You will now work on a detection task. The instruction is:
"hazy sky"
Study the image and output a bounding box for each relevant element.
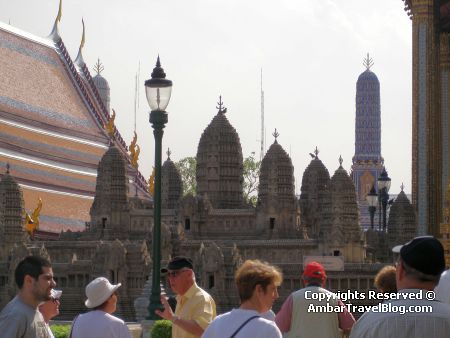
[1,0,412,195]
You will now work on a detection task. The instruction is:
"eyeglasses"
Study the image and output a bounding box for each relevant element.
[167,269,190,278]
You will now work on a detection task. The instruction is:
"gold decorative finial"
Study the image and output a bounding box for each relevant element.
[56,0,62,24]
[93,58,104,76]
[5,163,10,174]
[148,167,155,197]
[25,197,42,235]
[48,0,62,40]
[363,53,374,70]
[273,128,279,142]
[105,109,116,138]
[129,131,137,159]
[314,146,319,158]
[339,155,343,167]
[80,18,85,49]
[216,95,227,114]
[167,148,171,159]
[131,144,140,169]
[401,182,404,191]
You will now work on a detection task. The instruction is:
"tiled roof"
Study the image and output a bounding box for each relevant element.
[0,22,150,233]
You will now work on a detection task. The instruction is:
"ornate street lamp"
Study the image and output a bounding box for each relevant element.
[366,185,378,229]
[377,167,391,232]
[145,56,172,320]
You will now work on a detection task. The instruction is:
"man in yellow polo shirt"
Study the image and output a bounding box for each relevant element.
[156,256,216,338]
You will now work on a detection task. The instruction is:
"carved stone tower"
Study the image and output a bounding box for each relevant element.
[0,165,26,245]
[351,54,384,229]
[257,130,297,238]
[196,97,243,209]
[90,145,129,238]
[161,149,183,209]
[387,185,416,250]
[299,148,330,238]
[325,157,363,262]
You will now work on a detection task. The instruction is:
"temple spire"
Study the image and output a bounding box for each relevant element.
[48,0,62,41]
[5,163,10,174]
[167,148,171,160]
[74,18,86,67]
[401,182,404,192]
[93,58,104,75]
[216,95,227,114]
[272,128,279,143]
[314,146,319,158]
[363,53,374,70]
[339,155,343,168]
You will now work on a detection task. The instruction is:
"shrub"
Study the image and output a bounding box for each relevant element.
[51,324,71,338]
[150,319,172,338]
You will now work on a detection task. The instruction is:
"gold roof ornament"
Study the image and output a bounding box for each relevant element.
[48,0,62,41]
[24,197,42,235]
[148,167,155,197]
[129,131,137,159]
[105,109,116,138]
[131,144,140,169]
[74,18,86,66]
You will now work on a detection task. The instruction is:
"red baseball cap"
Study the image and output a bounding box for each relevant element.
[303,261,327,279]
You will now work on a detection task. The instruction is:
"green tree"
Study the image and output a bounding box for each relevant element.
[175,157,197,196]
[243,152,261,206]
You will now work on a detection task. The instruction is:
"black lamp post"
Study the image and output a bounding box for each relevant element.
[366,185,378,229]
[377,167,391,232]
[145,56,172,320]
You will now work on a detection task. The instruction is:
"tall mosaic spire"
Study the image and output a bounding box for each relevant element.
[351,54,385,230]
[353,53,383,164]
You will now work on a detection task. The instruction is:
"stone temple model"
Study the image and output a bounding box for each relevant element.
[0,4,418,320]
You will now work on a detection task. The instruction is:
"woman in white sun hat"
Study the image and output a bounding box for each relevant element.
[70,277,132,338]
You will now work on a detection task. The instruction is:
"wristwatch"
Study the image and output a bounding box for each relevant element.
[172,315,179,323]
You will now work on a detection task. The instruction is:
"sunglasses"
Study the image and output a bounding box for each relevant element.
[167,269,190,278]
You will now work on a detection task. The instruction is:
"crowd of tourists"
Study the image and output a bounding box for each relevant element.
[1,235,450,337]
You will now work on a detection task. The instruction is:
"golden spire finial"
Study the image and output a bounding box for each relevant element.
[339,155,343,167]
[93,58,104,75]
[131,144,140,169]
[167,148,171,159]
[148,167,155,197]
[105,109,116,138]
[80,18,85,49]
[314,146,319,158]
[48,0,62,40]
[401,182,404,191]
[75,18,86,66]
[5,163,10,174]
[129,131,137,159]
[363,53,374,70]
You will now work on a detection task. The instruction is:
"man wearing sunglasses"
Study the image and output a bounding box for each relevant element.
[156,256,216,338]
[39,289,62,338]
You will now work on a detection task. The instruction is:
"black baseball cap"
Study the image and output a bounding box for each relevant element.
[161,256,193,273]
[392,236,445,276]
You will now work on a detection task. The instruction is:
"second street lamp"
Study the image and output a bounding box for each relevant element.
[366,185,378,229]
[377,167,391,232]
[145,56,172,320]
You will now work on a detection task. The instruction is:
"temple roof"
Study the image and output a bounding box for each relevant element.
[403,1,450,31]
[0,21,148,232]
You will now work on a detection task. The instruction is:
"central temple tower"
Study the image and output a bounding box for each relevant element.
[351,55,385,229]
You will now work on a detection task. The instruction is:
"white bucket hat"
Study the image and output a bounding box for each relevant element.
[85,277,121,308]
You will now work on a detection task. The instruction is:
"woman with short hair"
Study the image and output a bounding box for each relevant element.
[202,259,283,338]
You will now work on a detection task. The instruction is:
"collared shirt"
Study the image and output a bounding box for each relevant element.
[350,288,450,338]
[173,283,216,338]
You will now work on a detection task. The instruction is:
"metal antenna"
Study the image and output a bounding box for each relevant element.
[260,68,265,161]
